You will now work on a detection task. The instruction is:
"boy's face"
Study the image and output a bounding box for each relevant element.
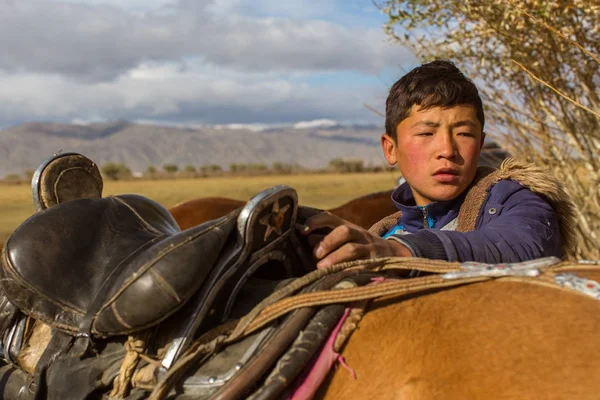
[381,104,484,206]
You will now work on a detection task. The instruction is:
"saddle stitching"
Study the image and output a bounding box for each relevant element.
[113,196,165,236]
[89,223,237,337]
[80,233,170,334]
[155,227,256,369]
[94,217,231,319]
[52,167,92,203]
[149,269,182,303]
[111,302,133,330]
[1,247,85,317]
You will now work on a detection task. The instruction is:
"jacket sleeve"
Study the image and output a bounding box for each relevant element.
[389,184,563,263]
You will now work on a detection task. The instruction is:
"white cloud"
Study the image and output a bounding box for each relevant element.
[0,0,410,125]
[206,0,338,18]
[293,119,338,129]
[46,0,177,13]
[0,62,384,125]
[0,0,408,80]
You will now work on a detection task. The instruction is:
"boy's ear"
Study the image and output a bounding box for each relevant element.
[381,133,397,165]
[480,131,486,150]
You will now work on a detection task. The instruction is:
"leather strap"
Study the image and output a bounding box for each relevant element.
[247,304,346,400]
[26,330,74,399]
[208,271,354,400]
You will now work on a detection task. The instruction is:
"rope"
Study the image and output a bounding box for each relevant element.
[228,257,458,341]
[334,300,369,352]
[228,258,388,340]
[148,335,228,400]
[241,275,489,336]
[379,260,462,273]
[243,260,599,337]
[109,332,151,399]
[131,362,159,390]
[144,258,597,400]
[548,262,600,272]
[146,265,375,400]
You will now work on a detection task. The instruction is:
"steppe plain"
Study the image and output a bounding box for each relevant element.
[0,172,399,243]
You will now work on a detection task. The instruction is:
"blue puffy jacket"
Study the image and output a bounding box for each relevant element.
[385,179,563,263]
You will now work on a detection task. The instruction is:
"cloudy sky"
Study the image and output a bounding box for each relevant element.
[0,0,416,128]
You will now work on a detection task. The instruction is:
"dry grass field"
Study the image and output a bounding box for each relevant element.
[0,171,399,243]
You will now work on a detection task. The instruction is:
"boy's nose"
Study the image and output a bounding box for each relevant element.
[435,134,457,159]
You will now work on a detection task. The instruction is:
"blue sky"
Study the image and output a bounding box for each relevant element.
[0,0,417,127]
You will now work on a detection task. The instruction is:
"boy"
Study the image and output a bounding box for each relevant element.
[300,60,576,268]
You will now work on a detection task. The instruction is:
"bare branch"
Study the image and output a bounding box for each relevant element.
[380,0,600,258]
[505,0,600,65]
[363,103,385,118]
[511,59,600,120]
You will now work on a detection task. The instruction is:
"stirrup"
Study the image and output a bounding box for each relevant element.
[159,185,312,372]
[0,313,27,367]
[31,152,103,211]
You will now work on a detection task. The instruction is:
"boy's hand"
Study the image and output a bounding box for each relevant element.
[297,211,412,269]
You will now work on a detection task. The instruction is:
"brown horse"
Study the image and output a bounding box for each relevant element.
[169,197,247,230]
[141,260,600,399]
[318,267,600,399]
[169,190,397,231]
[6,258,600,399]
[6,182,599,398]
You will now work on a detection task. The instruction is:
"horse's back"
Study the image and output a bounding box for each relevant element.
[170,197,245,230]
[327,190,395,229]
[169,190,397,230]
[320,271,600,399]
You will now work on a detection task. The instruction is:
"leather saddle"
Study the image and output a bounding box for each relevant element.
[0,182,315,339]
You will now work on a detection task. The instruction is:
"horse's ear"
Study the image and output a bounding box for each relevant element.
[381,133,397,165]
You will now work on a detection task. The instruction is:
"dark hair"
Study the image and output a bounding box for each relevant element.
[385,60,485,140]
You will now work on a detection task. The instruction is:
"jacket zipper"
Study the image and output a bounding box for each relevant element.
[422,206,428,229]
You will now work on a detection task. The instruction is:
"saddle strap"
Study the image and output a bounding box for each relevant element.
[242,259,599,336]
[148,271,363,400]
[209,308,316,400]
[227,257,427,341]
[26,330,74,400]
[246,304,346,400]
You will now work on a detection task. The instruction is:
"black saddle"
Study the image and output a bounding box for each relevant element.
[0,186,314,338]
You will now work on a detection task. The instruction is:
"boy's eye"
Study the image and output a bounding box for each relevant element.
[416,132,433,136]
[458,132,475,137]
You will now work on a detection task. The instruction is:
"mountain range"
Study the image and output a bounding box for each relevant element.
[0,120,392,177]
[0,120,508,177]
